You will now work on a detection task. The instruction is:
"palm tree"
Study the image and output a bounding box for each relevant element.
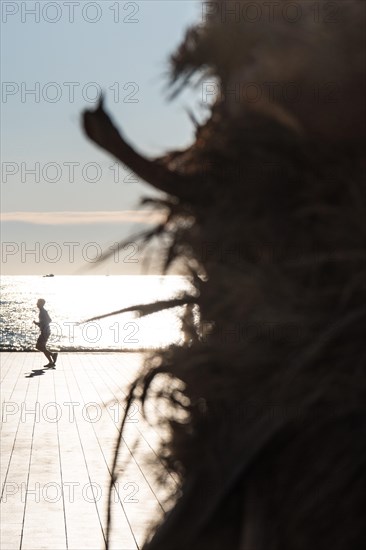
[83,2,366,549]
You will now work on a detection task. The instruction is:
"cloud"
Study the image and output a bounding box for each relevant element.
[0,210,166,225]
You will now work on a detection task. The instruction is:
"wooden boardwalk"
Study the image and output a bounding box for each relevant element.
[0,352,176,550]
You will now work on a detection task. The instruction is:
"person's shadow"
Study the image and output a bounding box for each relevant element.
[25,369,47,378]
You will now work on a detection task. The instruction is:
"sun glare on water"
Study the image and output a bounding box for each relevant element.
[0,275,194,351]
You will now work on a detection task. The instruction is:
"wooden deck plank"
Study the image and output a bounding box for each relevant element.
[0,352,18,383]
[85,354,178,502]
[66,353,163,548]
[0,352,171,550]
[21,357,67,550]
[62,353,136,550]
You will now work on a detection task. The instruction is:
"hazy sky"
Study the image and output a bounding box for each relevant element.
[1,1,206,274]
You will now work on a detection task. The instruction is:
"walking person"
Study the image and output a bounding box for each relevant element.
[34,298,58,368]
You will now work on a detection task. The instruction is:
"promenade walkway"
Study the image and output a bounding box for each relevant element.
[0,352,175,550]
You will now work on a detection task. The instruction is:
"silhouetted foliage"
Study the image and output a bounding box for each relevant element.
[83,1,366,549]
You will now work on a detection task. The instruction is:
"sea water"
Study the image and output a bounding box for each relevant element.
[0,275,192,351]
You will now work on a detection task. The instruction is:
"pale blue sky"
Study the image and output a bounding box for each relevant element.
[1,1,207,274]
